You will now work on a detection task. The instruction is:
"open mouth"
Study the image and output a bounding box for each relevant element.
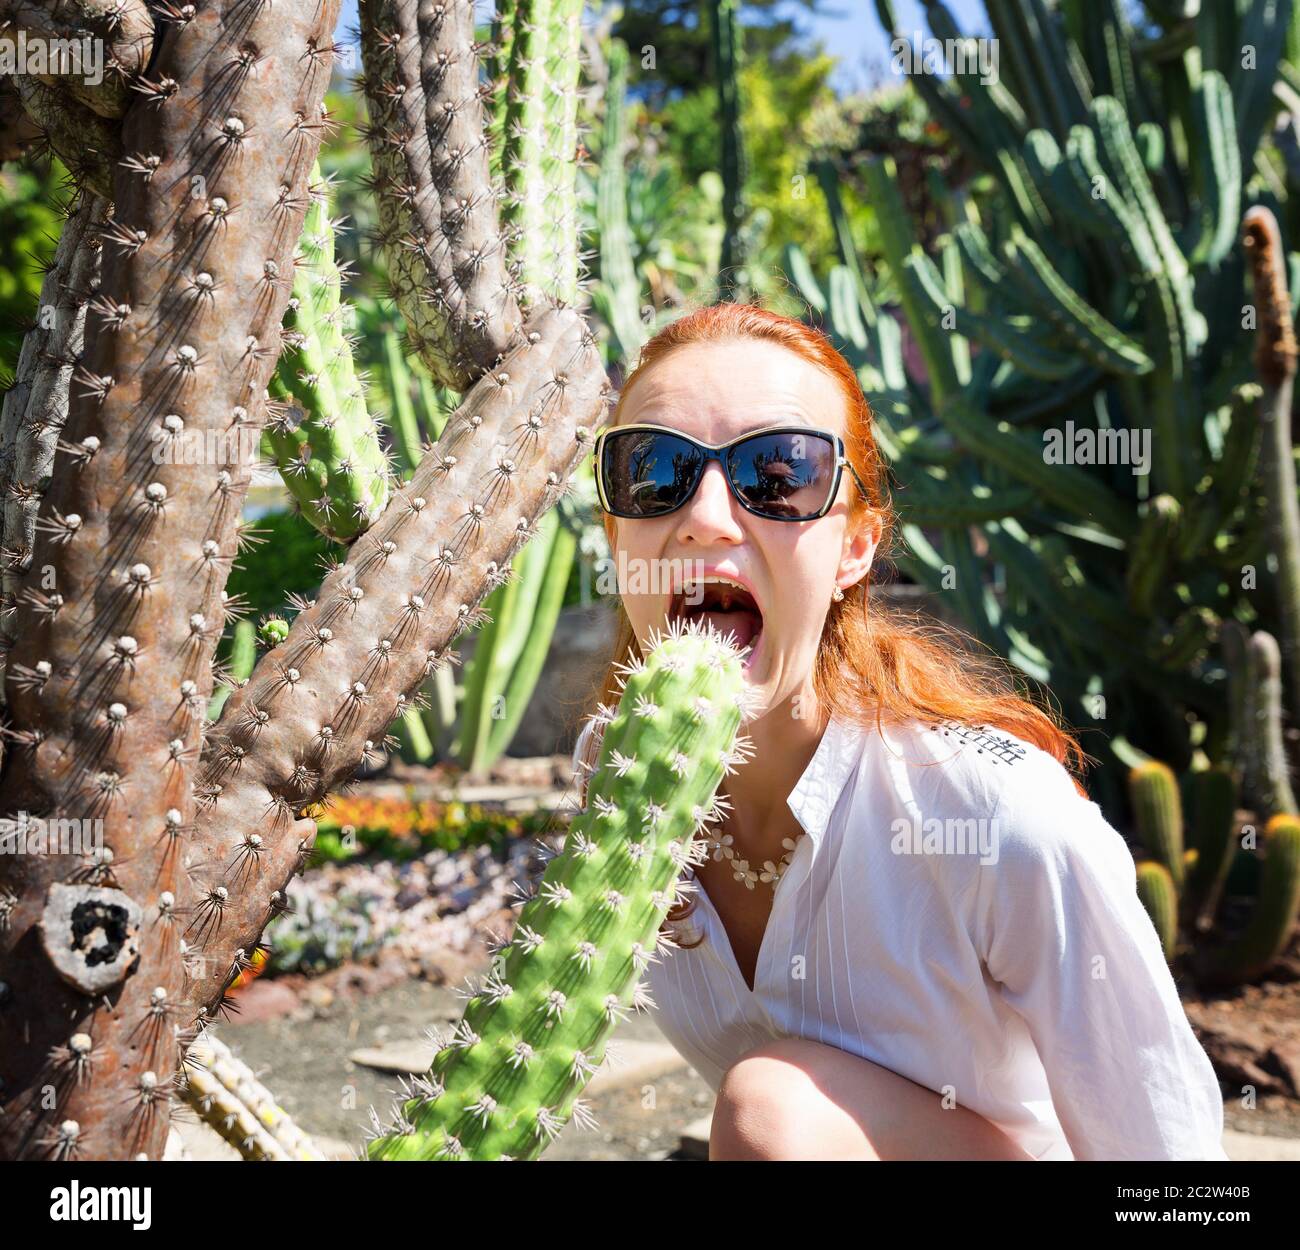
[668,576,763,667]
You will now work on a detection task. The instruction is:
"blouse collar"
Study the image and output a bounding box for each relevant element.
[785,713,869,846]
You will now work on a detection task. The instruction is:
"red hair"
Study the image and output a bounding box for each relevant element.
[578,299,1090,946]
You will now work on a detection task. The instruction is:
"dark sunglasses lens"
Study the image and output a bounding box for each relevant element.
[726,432,837,518]
[602,429,704,516]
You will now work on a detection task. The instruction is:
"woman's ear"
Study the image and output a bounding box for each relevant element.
[837,508,883,594]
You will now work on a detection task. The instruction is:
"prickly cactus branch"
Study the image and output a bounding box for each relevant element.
[265,164,393,543]
[0,192,107,678]
[358,0,524,391]
[366,618,756,1160]
[177,304,609,1032]
[0,0,340,1161]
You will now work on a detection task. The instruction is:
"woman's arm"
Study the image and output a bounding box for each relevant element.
[972,763,1228,1162]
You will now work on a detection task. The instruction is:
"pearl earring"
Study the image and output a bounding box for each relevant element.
[831,585,844,602]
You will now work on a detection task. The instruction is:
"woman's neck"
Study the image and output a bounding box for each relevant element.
[715,685,830,861]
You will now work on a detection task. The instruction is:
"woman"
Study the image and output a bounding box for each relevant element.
[573,301,1227,1162]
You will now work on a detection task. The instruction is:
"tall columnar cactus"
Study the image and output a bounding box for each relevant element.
[264,164,392,542]
[786,0,1300,823]
[708,0,749,301]
[1242,205,1300,741]
[0,2,342,1161]
[366,618,755,1160]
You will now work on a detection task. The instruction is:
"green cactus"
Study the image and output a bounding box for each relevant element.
[1200,814,1300,986]
[366,619,754,1160]
[264,164,392,543]
[1129,761,1186,894]
[709,0,750,301]
[788,1,1300,829]
[1185,766,1239,933]
[1136,861,1179,963]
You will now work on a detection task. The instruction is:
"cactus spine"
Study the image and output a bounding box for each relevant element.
[265,165,392,543]
[366,619,755,1160]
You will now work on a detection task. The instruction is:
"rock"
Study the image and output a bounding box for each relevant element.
[1222,1128,1300,1161]
[416,946,485,986]
[227,978,299,1023]
[1269,1038,1300,1097]
[349,1040,435,1075]
[305,984,335,1011]
[1193,1020,1293,1097]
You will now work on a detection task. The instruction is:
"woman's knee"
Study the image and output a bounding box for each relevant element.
[711,1039,877,1160]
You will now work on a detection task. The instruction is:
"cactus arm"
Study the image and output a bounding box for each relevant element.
[1185,71,1240,268]
[0,193,105,671]
[365,619,752,1160]
[903,251,1080,381]
[1245,630,1299,820]
[265,166,392,543]
[181,1029,326,1161]
[1243,206,1300,734]
[1000,226,1154,377]
[934,397,1136,538]
[175,306,609,1036]
[0,0,340,1162]
[358,0,524,390]
[595,39,649,362]
[1185,766,1238,933]
[1125,495,1181,617]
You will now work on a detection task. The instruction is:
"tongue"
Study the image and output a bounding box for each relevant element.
[696,607,761,651]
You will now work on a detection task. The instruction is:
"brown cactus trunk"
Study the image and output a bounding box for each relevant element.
[0,1,339,1161]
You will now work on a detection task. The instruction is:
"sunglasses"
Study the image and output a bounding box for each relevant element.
[594,423,870,522]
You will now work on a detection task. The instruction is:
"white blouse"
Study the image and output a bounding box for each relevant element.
[572,711,1228,1161]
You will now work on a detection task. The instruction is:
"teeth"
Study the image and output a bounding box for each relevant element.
[680,575,748,595]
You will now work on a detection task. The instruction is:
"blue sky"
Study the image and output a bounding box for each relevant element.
[334,0,990,97]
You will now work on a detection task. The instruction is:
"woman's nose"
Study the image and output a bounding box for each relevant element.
[675,460,744,545]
